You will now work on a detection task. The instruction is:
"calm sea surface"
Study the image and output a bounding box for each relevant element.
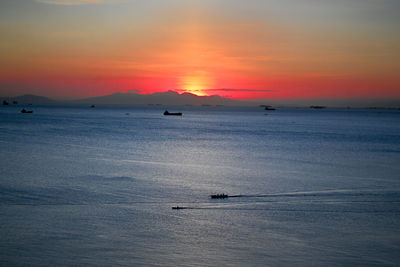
[1,105,400,266]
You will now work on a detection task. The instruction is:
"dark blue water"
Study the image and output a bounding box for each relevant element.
[1,105,400,266]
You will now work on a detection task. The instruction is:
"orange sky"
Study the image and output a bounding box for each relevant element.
[0,0,399,100]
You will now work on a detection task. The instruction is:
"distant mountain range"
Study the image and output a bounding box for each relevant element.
[74,91,249,106]
[1,91,250,106]
[2,91,399,108]
[1,94,57,105]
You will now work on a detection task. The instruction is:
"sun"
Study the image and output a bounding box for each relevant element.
[180,71,213,96]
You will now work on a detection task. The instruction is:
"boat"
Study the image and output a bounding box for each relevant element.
[21,109,33,113]
[172,206,186,209]
[310,105,326,109]
[164,110,182,116]
[3,100,8,106]
[210,194,229,199]
[264,106,276,111]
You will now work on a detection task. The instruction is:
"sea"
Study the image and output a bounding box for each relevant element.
[1,104,400,266]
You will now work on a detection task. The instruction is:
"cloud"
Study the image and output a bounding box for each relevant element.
[209,88,278,92]
[35,0,118,5]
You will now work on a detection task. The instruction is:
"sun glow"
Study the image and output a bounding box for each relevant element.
[180,71,213,96]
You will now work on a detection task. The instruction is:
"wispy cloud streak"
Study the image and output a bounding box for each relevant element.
[35,0,115,5]
[209,89,278,92]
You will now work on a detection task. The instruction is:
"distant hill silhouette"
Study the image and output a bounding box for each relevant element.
[3,92,398,108]
[72,91,248,106]
[1,91,249,106]
[1,94,56,105]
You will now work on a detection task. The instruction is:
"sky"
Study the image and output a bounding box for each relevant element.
[0,0,399,100]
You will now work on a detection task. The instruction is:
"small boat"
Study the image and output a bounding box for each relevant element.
[164,110,182,116]
[3,100,8,106]
[264,106,276,111]
[210,194,229,199]
[172,206,186,209]
[21,109,33,113]
[310,105,326,109]
[90,105,95,108]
